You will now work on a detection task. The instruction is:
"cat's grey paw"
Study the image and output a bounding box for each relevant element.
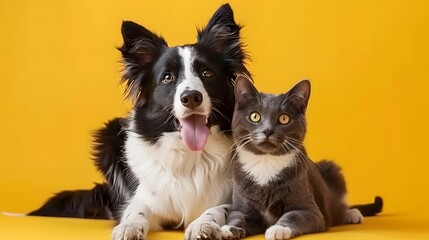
[221,225,245,240]
[112,222,147,240]
[185,221,222,240]
[265,225,292,240]
[345,208,364,224]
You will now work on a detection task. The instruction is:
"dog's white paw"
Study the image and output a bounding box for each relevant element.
[345,208,364,224]
[265,225,292,240]
[112,222,147,240]
[221,225,245,240]
[185,221,222,240]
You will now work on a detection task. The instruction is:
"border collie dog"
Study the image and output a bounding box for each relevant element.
[30,3,250,240]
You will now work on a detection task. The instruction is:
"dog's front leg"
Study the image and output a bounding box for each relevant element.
[185,204,230,240]
[112,186,156,240]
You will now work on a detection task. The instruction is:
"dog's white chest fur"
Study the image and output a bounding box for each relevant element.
[125,123,232,228]
[237,149,295,185]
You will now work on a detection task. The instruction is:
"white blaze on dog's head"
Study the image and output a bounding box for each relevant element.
[173,47,212,152]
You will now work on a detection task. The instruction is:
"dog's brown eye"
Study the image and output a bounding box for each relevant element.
[202,69,214,78]
[249,112,261,123]
[162,73,174,83]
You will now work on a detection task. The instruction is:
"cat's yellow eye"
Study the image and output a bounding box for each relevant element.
[278,114,290,125]
[249,112,261,123]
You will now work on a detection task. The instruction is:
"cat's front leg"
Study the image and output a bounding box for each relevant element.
[265,209,325,240]
[184,204,230,240]
[221,210,246,240]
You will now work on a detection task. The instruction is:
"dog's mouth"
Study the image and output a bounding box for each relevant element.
[175,114,211,151]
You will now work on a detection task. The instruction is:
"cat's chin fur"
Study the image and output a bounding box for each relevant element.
[237,148,296,186]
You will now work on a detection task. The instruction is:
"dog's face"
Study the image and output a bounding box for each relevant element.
[118,4,249,151]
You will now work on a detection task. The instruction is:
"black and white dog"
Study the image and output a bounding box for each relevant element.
[30,4,382,240]
[30,3,250,240]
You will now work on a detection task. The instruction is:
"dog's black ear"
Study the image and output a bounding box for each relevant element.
[197,4,249,75]
[118,21,168,106]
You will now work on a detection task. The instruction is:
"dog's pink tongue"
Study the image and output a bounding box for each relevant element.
[179,115,209,151]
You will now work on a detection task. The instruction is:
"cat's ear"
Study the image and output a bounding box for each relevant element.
[287,80,311,112]
[234,75,258,104]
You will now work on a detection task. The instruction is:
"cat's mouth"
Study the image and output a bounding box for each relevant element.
[257,140,278,149]
[253,139,289,155]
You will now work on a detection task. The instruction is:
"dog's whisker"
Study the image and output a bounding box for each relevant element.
[211,107,231,124]
[211,98,232,111]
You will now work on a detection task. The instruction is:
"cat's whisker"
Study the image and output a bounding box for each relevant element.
[292,144,319,172]
[287,143,302,176]
[282,141,303,171]
[231,138,254,163]
[225,134,253,160]
[280,142,299,176]
[284,136,303,145]
[288,144,307,168]
[285,141,317,175]
[231,135,253,153]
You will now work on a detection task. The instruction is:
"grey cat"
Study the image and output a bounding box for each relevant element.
[221,76,381,240]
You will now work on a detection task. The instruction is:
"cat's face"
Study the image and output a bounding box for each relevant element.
[232,76,311,155]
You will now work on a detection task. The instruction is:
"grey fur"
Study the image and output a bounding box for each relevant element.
[223,76,360,239]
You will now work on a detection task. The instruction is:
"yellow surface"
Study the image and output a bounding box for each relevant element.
[1,214,429,240]
[1,0,429,238]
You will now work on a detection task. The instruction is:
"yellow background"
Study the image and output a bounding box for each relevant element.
[0,0,428,220]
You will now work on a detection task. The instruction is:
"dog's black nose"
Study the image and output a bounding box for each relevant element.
[180,90,203,108]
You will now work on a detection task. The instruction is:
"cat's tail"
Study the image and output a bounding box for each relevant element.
[317,160,383,217]
[350,196,383,216]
